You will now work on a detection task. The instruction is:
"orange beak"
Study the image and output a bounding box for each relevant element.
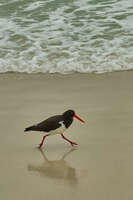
[74,114,85,123]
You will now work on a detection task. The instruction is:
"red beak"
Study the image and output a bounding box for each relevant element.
[74,114,85,123]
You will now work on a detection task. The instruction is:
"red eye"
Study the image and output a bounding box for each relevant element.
[70,111,73,115]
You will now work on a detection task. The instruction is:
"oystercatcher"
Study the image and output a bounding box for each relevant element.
[24,109,85,148]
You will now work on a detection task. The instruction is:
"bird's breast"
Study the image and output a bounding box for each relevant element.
[47,121,66,136]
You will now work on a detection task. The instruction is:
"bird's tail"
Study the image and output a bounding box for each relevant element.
[24,125,36,132]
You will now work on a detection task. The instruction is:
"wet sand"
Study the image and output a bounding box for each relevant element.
[0,71,133,200]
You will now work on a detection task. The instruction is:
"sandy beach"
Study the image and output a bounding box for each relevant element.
[0,71,133,200]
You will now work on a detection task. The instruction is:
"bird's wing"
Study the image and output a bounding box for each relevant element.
[33,115,63,132]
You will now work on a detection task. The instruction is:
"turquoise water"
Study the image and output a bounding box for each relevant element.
[0,0,133,73]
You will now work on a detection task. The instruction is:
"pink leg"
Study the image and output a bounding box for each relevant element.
[38,135,48,148]
[61,134,78,146]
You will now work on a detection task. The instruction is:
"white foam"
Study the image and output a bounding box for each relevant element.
[24,1,45,12]
[0,0,133,74]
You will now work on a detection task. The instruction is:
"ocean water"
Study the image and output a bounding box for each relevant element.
[0,0,133,73]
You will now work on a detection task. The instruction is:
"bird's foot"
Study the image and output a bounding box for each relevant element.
[70,141,78,146]
[61,134,78,146]
[38,143,43,149]
[37,135,48,149]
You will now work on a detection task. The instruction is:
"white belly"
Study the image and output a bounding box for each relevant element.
[44,121,66,136]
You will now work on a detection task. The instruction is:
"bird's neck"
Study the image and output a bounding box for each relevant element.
[63,117,73,128]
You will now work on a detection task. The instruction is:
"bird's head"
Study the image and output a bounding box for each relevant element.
[63,110,85,123]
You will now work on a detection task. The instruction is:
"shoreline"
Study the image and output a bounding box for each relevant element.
[1,68,133,75]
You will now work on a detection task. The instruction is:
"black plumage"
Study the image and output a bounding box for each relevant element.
[24,110,74,133]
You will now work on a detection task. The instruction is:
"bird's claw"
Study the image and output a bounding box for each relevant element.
[37,144,43,149]
[70,142,78,146]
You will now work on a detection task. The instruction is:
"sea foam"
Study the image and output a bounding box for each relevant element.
[0,0,133,73]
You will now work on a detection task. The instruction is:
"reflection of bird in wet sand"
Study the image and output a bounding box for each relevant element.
[28,148,78,185]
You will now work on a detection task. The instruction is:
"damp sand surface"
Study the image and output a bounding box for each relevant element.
[0,71,133,200]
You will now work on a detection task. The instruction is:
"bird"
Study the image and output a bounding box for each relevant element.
[24,109,85,148]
